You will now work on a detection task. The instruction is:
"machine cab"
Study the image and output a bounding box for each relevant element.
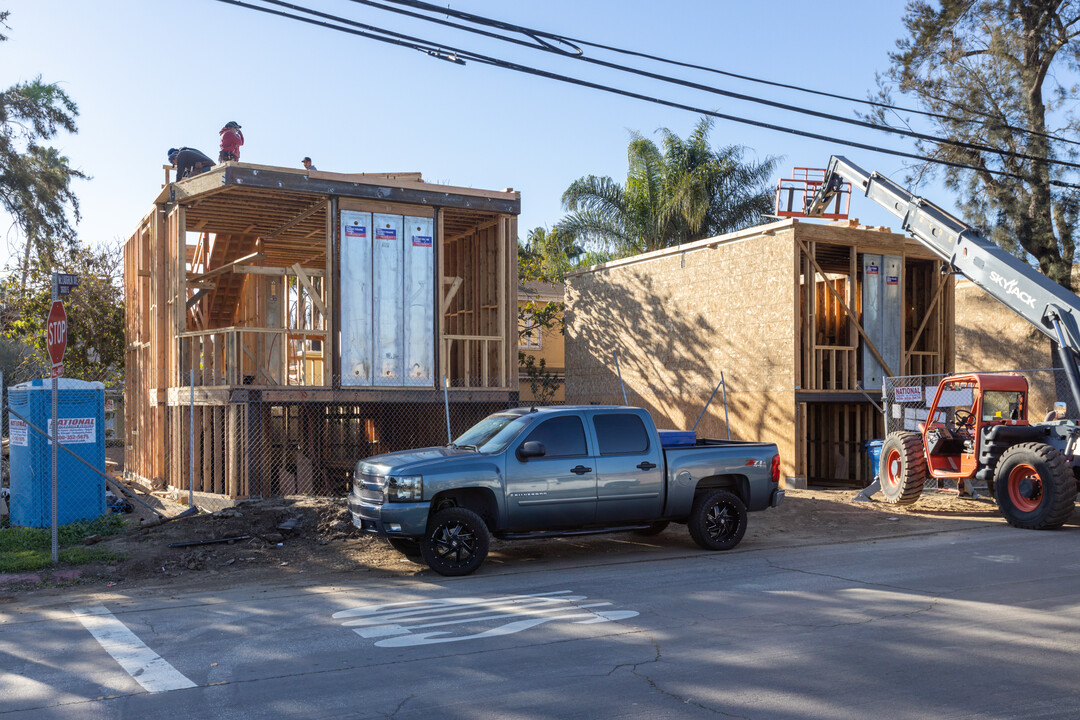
[921,373,1028,479]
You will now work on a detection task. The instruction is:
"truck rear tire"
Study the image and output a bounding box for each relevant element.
[687,490,747,550]
[994,442,1076,530]
[879,432,926,505]
[420,507,490,576]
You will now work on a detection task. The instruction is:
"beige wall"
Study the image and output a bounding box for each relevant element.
[954,279,1052,372]
[566,231,797,479]
[954,278,1058,418]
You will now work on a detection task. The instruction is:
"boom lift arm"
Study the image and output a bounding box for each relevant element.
[807,156,1080,414]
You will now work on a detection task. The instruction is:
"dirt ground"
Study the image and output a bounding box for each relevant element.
[5,485,1073,601]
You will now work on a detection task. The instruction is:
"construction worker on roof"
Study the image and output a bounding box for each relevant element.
[219,121,244,162]
[168,147,214,181]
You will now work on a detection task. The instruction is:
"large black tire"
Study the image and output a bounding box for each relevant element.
[994,442,1076,530]
[634,521,670,536]
[420,507,490,576]
[879,432,927,505]
[387,537,422,562]
[687,490,747,551]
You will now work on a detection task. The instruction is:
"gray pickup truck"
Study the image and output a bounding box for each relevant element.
[348,405,783,575]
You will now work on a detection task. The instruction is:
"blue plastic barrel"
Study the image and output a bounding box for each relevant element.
[8,378,106,527]
[865,439,885,480]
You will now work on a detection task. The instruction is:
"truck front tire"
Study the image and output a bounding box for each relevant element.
[420,507,490,576]
[688,490,747,550]
[879,432,926,505]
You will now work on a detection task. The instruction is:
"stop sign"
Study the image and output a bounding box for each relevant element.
[47,300,67,368]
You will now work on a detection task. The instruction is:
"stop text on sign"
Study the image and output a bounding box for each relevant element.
[48,318,67,347]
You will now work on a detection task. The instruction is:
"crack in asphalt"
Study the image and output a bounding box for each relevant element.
[763,556,928,593]
[385,693,415,719]
[761,556,940,626]
[608,630,749,719]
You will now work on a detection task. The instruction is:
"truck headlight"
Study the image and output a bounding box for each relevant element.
[387,475,423,502]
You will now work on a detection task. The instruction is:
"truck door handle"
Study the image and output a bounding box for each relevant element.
[637,462,657,470]
[571,465,592,475]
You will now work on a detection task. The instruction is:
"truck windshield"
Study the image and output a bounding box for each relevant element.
[452,414,532,453]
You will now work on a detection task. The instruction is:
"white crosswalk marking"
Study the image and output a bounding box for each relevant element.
[333,591,639,647]
[72,605,196,693]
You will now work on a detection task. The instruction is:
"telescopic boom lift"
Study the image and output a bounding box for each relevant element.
[807,156,1080,529]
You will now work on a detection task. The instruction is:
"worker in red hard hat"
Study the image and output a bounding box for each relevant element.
[219,121,244,162]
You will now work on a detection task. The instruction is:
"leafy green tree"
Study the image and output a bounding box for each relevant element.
[1,241,125,385]
[0,10,86,294]
[558,117,778,256]
[872,0,1080,289]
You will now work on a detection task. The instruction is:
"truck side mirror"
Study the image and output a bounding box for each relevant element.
[517,441,546,460]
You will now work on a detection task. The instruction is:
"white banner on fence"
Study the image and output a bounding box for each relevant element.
[47,417,96,444]
[894,385,924,403]
[10,418,27,446]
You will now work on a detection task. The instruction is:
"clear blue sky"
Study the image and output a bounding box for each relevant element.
[2,0,931,265]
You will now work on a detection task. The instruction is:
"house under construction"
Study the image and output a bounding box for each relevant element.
[565,217,954,487]
[124,163,519,500]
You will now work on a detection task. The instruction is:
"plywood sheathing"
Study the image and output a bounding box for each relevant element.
[566,228,798,479]
[564,219,953,486]
[955,278,1055,415]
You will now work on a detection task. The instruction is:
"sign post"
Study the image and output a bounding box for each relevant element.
[47,276,68,565]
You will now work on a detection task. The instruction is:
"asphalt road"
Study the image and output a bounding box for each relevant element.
[5,523,1080,719]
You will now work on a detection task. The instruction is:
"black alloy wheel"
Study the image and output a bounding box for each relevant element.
[687,489,747,551]
[420,507,490,576]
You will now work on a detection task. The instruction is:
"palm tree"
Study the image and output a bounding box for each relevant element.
[558,117,777,256]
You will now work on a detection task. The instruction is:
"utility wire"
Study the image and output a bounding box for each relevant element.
[312,0,1080,171]
[215,0,1080,190]
[358,0,1080,171]
[373,0,1080,148]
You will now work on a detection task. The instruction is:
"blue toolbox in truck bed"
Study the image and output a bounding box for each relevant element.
[658,430,697,448]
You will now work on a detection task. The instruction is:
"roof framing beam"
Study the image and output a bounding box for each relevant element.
[220,166,520,214]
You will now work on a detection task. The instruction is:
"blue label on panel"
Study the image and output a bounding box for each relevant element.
[344,225,367,238]
[376,228,397,241]
[886,275,899,285]
[866,265,879,275]
[412,235,432,247]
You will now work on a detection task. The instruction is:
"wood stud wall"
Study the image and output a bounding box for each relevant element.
[802,402,883,486]
[797,239,953,391]
[124,169,519,498]
[440,215,515,387]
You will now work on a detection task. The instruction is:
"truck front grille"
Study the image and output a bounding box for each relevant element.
[357,472,386,505]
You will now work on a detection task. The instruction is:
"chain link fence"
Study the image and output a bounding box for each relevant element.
[1,361,777,530]
[116,374,586,511]
[0,362,137,537]
[882,367,1070,490]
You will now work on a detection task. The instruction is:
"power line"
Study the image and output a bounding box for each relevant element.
[296,0,1080,171]
[335,0,1073,168]
[370,0,1080,149]
[213,0,1080,191]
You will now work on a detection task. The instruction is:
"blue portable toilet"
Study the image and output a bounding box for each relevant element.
[866,439,885,481]
[8,378,106,527]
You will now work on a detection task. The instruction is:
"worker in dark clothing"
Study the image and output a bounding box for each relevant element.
[219,121,244,162]
[302,156,317,171]
[168,147,214,181]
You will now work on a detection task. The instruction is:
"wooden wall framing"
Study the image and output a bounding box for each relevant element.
[123,164,520,498]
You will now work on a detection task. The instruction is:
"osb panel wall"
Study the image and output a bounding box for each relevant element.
[566,232,797,479]
[954,280,1051,371]
[954,279,1057,416]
